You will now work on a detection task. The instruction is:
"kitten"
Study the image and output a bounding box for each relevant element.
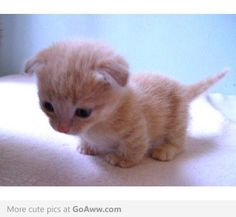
[24,39,227,168]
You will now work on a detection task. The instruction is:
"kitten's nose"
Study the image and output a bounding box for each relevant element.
[57,124,70,134]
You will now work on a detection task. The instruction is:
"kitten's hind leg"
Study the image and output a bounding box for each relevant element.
[151,107,188,161]
[77,139,97,156]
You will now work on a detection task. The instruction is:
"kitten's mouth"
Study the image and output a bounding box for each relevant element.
[57,122,73,134]
[56,127,82,135]
[57,125,70,134]
[53,122,85,135]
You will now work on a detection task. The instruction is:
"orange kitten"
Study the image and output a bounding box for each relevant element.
[24,39,227,168]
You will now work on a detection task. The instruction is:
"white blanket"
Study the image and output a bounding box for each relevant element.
[0,75,235,186]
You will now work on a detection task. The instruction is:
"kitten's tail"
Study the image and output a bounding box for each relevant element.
[186,69,228,101]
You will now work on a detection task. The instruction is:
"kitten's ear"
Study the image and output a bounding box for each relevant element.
[98,55,129,87]
[24,57,44,74]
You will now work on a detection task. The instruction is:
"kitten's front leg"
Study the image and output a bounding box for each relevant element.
[77,139,97,156]
[104,133,148,168]
[151,143,183,161]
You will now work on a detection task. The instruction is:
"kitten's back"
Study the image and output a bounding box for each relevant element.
[129,71,227,141]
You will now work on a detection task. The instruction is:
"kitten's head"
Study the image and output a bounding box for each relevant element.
[24,40,129,134]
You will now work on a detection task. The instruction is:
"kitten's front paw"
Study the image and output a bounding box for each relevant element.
[77,144,97,156]
[105,153,137,168]
[151,144,182,161]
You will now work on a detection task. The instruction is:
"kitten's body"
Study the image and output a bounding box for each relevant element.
[25,39,227,168]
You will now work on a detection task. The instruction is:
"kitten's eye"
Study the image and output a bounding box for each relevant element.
[75,108,92,118]
[43,101,54,113]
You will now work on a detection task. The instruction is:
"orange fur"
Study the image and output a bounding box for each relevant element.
[25,39,227,168]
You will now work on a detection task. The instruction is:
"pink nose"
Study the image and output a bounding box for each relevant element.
[57,125,70,133]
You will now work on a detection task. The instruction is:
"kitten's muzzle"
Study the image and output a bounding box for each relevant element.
[57,123,71,134]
